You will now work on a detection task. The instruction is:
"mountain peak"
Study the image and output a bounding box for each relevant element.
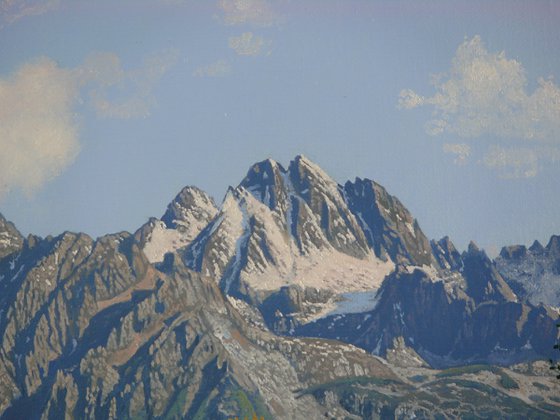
[546,235,560,256]
[161,185,217,230]
[431,236,463,271]
[0,213,24,259]
[528,239,545,254]
[467,241,480,254]
[499,244,527,260]
[289,154,332,182]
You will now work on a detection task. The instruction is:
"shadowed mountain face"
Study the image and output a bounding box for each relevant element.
[495,236,560,307]
[1,156,560,418]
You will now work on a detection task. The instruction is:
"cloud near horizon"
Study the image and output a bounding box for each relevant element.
[218,0,280,26]
[0,0,59,28]
[228,32,270,56]
[0,50,177,198]
[399,36,560,178]
[193,59,232,77]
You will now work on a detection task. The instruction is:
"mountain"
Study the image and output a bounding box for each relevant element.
[182,156,439,333]
[1,156,560,418]
[495,236,560,307]
[135,186,218,264]
[0,223,403,418]
[0,223,558,418]
[171,156,558,368]
[0,214,24,260]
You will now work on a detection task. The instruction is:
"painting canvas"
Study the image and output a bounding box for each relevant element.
[0,0,559,418]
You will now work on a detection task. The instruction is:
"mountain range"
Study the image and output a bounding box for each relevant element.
[0,155,559,419]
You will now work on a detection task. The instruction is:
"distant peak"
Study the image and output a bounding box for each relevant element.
[546,235,560,254]
[244,158,285,178]
[292,154,319,169]
[467,241,480,253]
[499,244,527,260]
[289,154,334,184]
[529,239,545,253]
[161,185,218,229]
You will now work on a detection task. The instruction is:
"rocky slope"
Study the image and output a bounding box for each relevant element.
[495,236,560,307]
[0,214,23,260]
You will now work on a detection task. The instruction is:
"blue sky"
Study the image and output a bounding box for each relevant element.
[0,0,559,255]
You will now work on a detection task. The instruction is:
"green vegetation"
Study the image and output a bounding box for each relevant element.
[296,375,401,397]
[498,371,519,390]
[435,364,518,390]
[436,364,495,378]
[529,394,545,403]
[533,382,550,391]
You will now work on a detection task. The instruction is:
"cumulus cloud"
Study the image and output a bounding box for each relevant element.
[0,57,79,196]
[193,59,231,77]
[0,0,60,27]
[0,50,177,197]
[399,36,560,140]
[400,36,560,178]
[443,143,471,165]
[218,0,280,26]
[228,32,270,56]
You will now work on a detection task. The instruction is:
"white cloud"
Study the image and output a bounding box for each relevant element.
[0,0,60,27]
[0,57,79,196]
[81,49,179,119]
[443,143,470,165]
[218,0,279,26]
[228,32,270,56]
[400,36,560,179]
[482,146,538,179]
[0,50,177,197]
[482,145,560,179]
[193,59,231,77]
[399,36,560,141]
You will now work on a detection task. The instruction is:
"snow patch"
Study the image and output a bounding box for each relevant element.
[143,220,196,263]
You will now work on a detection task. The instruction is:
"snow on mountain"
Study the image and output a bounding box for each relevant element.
[136,186,218,263]
[0,214,24,260]
[184,156,396,307]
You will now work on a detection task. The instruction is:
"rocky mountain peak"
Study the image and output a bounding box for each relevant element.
[343,177,434,266]
[546,235,560,256]
[528,239,545,254]
[239,158,288,210]
[499,244,528,260]
[463,241,517,304]
[431,236,463,271]
[0,213,24,260]
[161,185,217,230]
[467,240,481,254]
[137,186,218,264]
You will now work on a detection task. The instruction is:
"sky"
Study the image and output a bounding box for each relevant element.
[0,0,559,256]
